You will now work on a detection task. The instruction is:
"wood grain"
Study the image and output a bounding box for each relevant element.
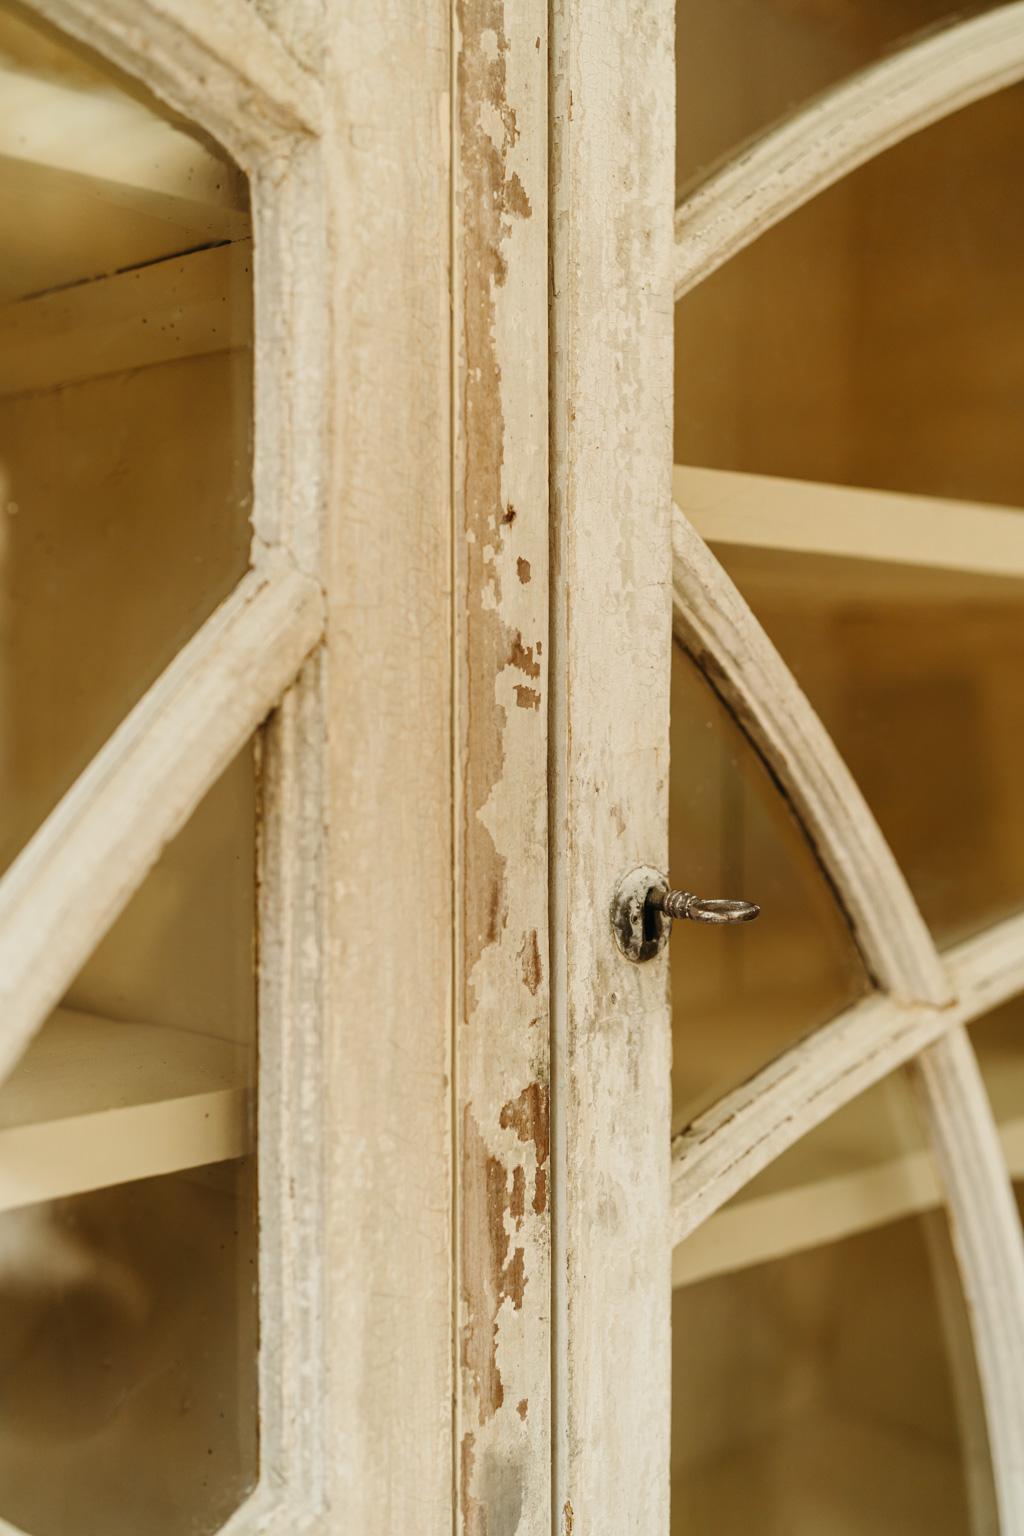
[550,2,675,1531]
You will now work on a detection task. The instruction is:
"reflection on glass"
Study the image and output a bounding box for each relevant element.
[971,995,1024,1177]
[677,0,1003,194]
[676,83,1024,510]
[0,0,252,875]
[0,6,257,1530]
[712,544,1024,947]
[670,644,867,1128]
[0,1163,257,1536]
[672,1072,995,1534]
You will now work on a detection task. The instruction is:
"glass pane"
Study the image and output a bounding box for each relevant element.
[0,8,258,1531]
[676,85,1024,510]
[972,994,1024,1179]
[0,749,258,1533]
[676,0,1006,194]
[671,644,868,1127]
[0,0,253,875]
[709,544,1024,947]
[0,1161,257,1536]
[672,1071,995,1533]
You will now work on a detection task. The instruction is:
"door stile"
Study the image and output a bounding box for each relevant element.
[452,2,552,1532]
[549,3,676,1531]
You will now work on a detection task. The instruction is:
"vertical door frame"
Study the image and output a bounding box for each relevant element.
[550,3,677,1532]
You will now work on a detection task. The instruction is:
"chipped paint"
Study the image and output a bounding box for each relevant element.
[454,0,549,1528]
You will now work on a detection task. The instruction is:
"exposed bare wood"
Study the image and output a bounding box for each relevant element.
[674,3,1024,299]
[672,505,949,1005]
[0,242,252,399]
[29,0,321,164]
[452,2,551,1532]
[0,558,323,1088]
[671,908,1024,1245]
[675,464,1024,581]
[551,2,675,1530]
[318,3,454,1531]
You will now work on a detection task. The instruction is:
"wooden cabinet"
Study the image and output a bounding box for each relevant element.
[2,1,1024,1533]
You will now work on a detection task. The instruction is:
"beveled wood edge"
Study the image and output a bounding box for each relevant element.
[0,559,324,1090]
[674,1,1024,300]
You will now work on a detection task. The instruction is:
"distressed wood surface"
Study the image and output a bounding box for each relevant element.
[319,3,455,1532]
[674,2,1024,300]
[675,464,1024,581]
[671,505,1024,1523]
[30,0,321,163]
[550,2,675,1531]
[0,558,323,1090]
[452,2,551,1532]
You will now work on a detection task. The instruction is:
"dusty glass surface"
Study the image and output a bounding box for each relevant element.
[0,7,258,1531]
[711,545,1024,947]
[672,1071,995,1534]
[677,0,1005,195]
[670,643,868,1128]
[676,84,1024,509]
[0,0,253,875]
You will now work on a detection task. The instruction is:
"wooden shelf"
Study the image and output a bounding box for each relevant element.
[0,57,249,306]
[0,1008,252,1213]
[675,464,1024,584]
[674,1041,1024,1288]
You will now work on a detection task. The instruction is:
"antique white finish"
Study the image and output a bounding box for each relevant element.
[0,2,452,1533]
[550,2,675,1531]
[674,0,1024,299]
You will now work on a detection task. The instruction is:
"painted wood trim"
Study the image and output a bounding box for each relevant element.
[671,908,1024,1250]
[671,503,1024,1523]
[675,464,1024,580]
[672,506,949,1004]
[0,558,324,1089]
[911,1031,1024,1516]
[317,3,455,1531]
[452,3,551,1532]
[550,3,675,1531]
[0,242,252,399]
[29,0,321,163]
[673,2,1024,300]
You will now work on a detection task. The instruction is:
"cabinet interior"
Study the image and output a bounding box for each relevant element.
[0,7,258,1531]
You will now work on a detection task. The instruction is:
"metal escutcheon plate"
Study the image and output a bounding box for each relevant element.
[610,865,671,964]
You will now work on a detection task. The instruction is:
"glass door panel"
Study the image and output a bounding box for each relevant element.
[676,83,1024,509]
[672,1072,995,1534]
[701,543,1024,947]
[677,0,1008,194]
[0,8,258,1531]
[671,642,868,1127]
